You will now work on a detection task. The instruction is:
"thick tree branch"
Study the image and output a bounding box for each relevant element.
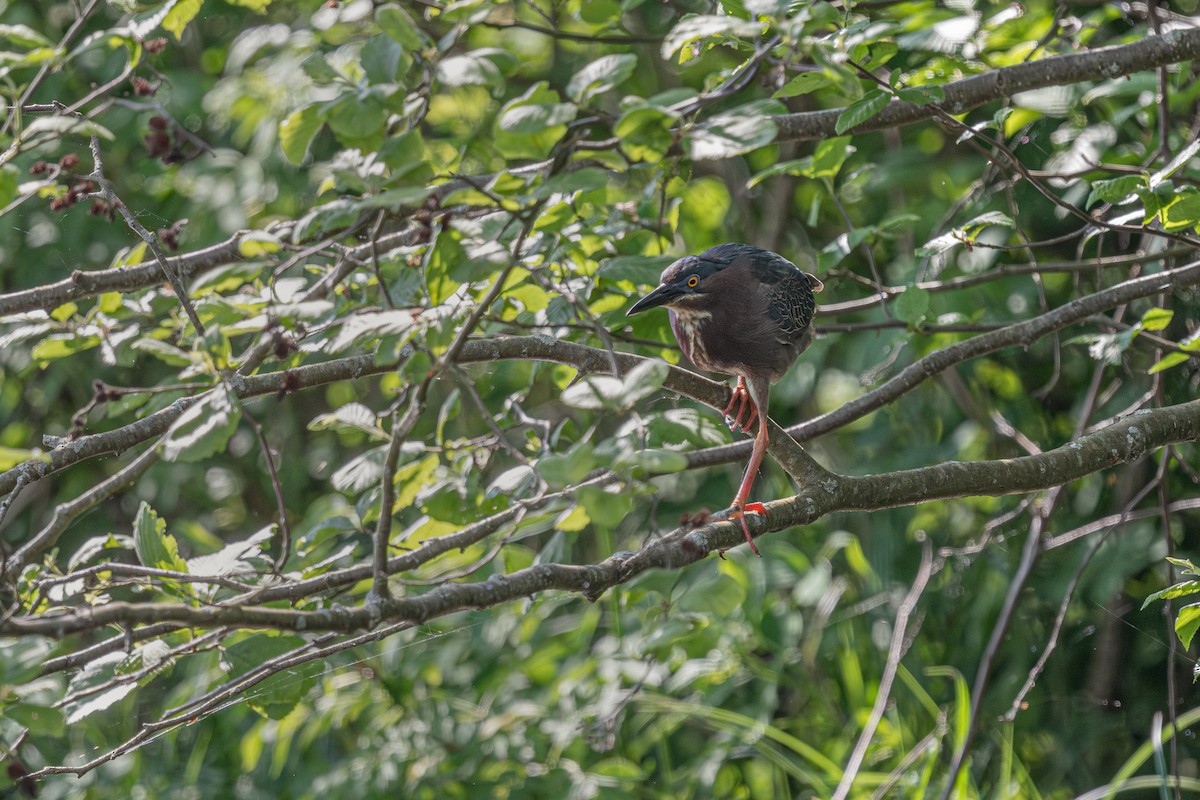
[4,397,1196,637]
[774,28,1200,141]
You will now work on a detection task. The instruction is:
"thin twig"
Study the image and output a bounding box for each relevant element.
[87,135,206,336]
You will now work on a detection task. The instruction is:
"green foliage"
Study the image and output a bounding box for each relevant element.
[0,0,1198,798]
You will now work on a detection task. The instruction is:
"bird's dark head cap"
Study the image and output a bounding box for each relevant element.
[626,251,731,316]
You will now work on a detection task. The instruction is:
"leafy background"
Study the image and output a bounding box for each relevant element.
[1,0,1199,798]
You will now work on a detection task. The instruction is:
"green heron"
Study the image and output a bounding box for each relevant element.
[627,243,823,555]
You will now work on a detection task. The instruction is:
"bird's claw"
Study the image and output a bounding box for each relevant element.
[727,501,768,557]
[723,380,758,433]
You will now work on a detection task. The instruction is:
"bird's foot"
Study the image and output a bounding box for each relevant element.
[723,380,758,433]
[726,501,768,557]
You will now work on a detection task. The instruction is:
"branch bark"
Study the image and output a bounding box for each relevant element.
[774,28,1200,141]
[4,396,1196,638]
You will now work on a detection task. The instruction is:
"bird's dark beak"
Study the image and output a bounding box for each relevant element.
[627,283,682,316]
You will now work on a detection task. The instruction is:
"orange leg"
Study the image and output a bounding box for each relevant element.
[727,375,771,556]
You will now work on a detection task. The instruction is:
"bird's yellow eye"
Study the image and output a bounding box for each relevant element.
[687,274,699,288]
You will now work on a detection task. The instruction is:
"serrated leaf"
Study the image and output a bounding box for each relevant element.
[160,384,241,463]
[224,635,323,719]
[134,502,187,571]
[1142,580,1200,609]
[1086,175,1144,208]
[835,89,890,135]
[308,402,388,440]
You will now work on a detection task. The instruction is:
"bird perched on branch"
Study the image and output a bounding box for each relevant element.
[626,243,823,555]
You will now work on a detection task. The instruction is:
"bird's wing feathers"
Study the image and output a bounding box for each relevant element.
[764,269,818,337]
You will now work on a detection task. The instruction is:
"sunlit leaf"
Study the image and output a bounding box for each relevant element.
[160,384,241,463]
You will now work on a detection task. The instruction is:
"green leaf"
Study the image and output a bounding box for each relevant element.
[809,136,855,181]
[688,100,784,160]
[134,501,187,572]
[224,635,323,719]
[292,199,360,243]
[160,384,241,463]
[162,0,204,40]
[132,337,195,367]
[621,359,670,405]
[538,443,597,488]
[237,231,282,256]
[1139,307,1173,332]
[498,101,577,134]
[279,104,326,165]
[613,448,690,476]
[62,653,138,724]
[360,35,403,84]
[774,72,831,99]
[561,375,625,411]
[438,53,504,93]
[835,89,890,135]
[662,15,762,62]
[959,211,1015,237]
[1175,602,1200,650]
[1148,352,1189,374]
[1161,190,1200,232]
[894,286,931,325]
[0,23,53,48]
[579,484,633,531]
[31,334,100,365]
[1142,580,1200,610]
[567,53,637,103]
[1086,175,1144,208]
[49,302,78,322]
[600,254,674,285]
[22,116,114,141]
[675,571,747,615]
[326,310,417,354]
[494,82,574,160]
[0,163,18,208]
[895,85,944,105]
[4,703,65,736]
[308,403,388,440]
[614,107,677,162]
[0,447,48,471]
[377,4,424,49]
